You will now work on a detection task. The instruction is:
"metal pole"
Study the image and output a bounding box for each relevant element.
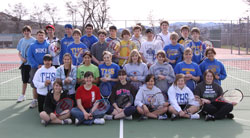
[231,20,233,54]
[247,16,249,55]
[238,19,240,55]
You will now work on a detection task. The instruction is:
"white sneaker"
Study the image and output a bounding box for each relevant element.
[29,99,38,109]
[94,118,105,125]
[104,115,113,120]
[124,115,133,120]
[75,119,79,125]
[41,120,46,124]
[63,119,72,124]
[190,113,200,120]
[17,95,26,103]
[158,114,168,120]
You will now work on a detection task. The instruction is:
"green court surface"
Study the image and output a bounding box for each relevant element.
[0,98,249,138]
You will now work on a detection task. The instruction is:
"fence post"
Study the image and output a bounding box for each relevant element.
[247,16,249,55]
[231,20,233,54]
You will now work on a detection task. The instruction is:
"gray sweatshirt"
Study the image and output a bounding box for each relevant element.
[134,84,165,107]
[149,62,175,94]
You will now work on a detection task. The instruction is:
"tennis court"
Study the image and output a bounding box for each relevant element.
[0,48,250,138]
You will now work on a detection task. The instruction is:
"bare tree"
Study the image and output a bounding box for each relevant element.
[44,3,60,26]
[93,0,110,30]
[147,10,155,32]
[65,2,78,28]
[5,3,28,33]
[30,5,47,29]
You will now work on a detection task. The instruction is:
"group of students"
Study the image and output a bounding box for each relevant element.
[16,21,235,126]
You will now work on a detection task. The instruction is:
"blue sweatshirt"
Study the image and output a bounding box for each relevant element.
[27,40,49,68]
[199,58,227,85]
[187,40,206,64]
[80,35,98,50]
[99,63,120,86]
[66,42,88,66]
[60,34,74,64]
[163,43,184,68]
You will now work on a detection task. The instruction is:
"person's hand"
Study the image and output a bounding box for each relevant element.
[185,74,193,80]
[117,108,123,113]
[169,60,176,64]
[101,77,108,82]
[179,111,186,117]
[231,102,237,106]
[201,98,211,104]
[84,112,92,120]
[99,61,105,65]
[158,75,166,80]
[38,65,42,68]
[21,57,26,63]
[215,74,220,80]
[45,80,51,86]
[130,76,137,81]
[142,105,150,114]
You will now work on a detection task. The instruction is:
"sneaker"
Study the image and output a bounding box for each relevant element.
[63,119,72,124]
[94,118,105,125]
[75,118,81,126]
[124,115,133,120]
[29,99,38,109]
[138,115,148,121]
[158,114,168,120]
[171,114,179,121]
[225,113,234,119]
[17,95,26,103]
[104,114,113,120]
[190,113,200,120]
[41,120,46,124]
[41,120,50,127]
[205,114,215,121]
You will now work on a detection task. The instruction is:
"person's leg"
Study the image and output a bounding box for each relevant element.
[213,102,233,119]
[114,106,136,119]
[37,94,46,113]
[29,68,38,108]
[152,105,168,116]
[70,107,93,125]
[203,103,218,115]
[40,111,50,122]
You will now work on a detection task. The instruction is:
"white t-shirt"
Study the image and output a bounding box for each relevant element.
[159,32,171,46]
[139,41,163,64]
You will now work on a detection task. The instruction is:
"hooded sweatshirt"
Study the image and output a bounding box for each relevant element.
[60,34,74,64]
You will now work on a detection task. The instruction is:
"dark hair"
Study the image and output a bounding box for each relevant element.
[85,24,93,29]
[156,50,168,63]
[97,29,107,36]
[145,74,155,83]
[83,51,92,58]
[36,30,45,34]
[53,79,63,88]
[203,69,215,82]
[43,54,53,61]
[22,25,32,32]
[121,29,131,38]
[84,71,94,78]
[205,47,216,56]
[109,25,117,30]
[174,74,185,86]
[118,69,127,76]
[160,20,169,26]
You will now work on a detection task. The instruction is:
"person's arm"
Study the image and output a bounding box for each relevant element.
[27,46,39,68]
[43,93,54,114]
[134,88,144,107]
[33,70,46,89]
[218,62,227,81]
[168,86,182,112]
[70,66,77,86]
[165,66,176,83]
[137,64,148,82]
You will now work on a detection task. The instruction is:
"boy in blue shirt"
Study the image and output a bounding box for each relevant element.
[80,24,98,50]
[27,30,49,108]
[163,32,184,69]
[187,27,206,64]
[16,25,36,103]
[67,29,88,66]
[60,24,74,64]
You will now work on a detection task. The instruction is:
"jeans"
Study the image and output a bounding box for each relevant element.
[70,107,94,125]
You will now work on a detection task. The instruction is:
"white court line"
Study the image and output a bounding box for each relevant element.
[234,118,250,123]
[119,119,124,138]
[227,74,250,84]
[0,113,19,124]
[0,76,21,85]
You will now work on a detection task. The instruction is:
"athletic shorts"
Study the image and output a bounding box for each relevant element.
[29,68,38,88]
[20,64,31,83]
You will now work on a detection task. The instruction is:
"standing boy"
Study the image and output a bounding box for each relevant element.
[80,24,98,50]
[60,24,74,64]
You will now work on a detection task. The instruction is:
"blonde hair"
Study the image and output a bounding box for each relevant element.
[170,32,179,40]
[174,74,185,86]
[63,53,72,77]
[156,50,168,63]
[128,49,142,64]
[184,47,193,55]
[73,28,82,36]
[102,51,112,58]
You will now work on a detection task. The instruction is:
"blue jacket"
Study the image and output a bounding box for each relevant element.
[80,35,98,50]
[27,40,49,68]
[60,34,74,64]
[163,43,184,68]
[56,65,77,95]
[199,58,227,85]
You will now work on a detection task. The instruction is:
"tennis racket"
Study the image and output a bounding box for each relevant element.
[131,39,141,51]
[215,89,244,104]
[183,96,203,114]
[154,34,164,48]
[54,98,74,117]
[146,92,165,111]
[100,82,112,99]
[116,92,134,109]
[106,39,121,55]
[48,40,61,57]
[74,48,88,66]
[203,40,213,48]
[182,39,192,48]
[90,98,110,118]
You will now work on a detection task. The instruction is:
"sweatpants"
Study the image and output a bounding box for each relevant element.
[203,101,233,119]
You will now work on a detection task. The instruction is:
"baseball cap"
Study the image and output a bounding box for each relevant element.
[46,25,55,30]
[146,28,154,33]
[64,24,73,29]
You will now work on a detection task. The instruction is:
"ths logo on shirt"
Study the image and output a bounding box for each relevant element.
[41,72,56,82]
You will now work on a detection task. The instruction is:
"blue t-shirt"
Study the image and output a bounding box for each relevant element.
[163,43,184,68]
[59,34,74,64]
[66,42,88,66]
[187,40,206,64]
[16,37,36,65]
[174,61,202,91]
[98,63,120,86]
[80,35,98,50]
